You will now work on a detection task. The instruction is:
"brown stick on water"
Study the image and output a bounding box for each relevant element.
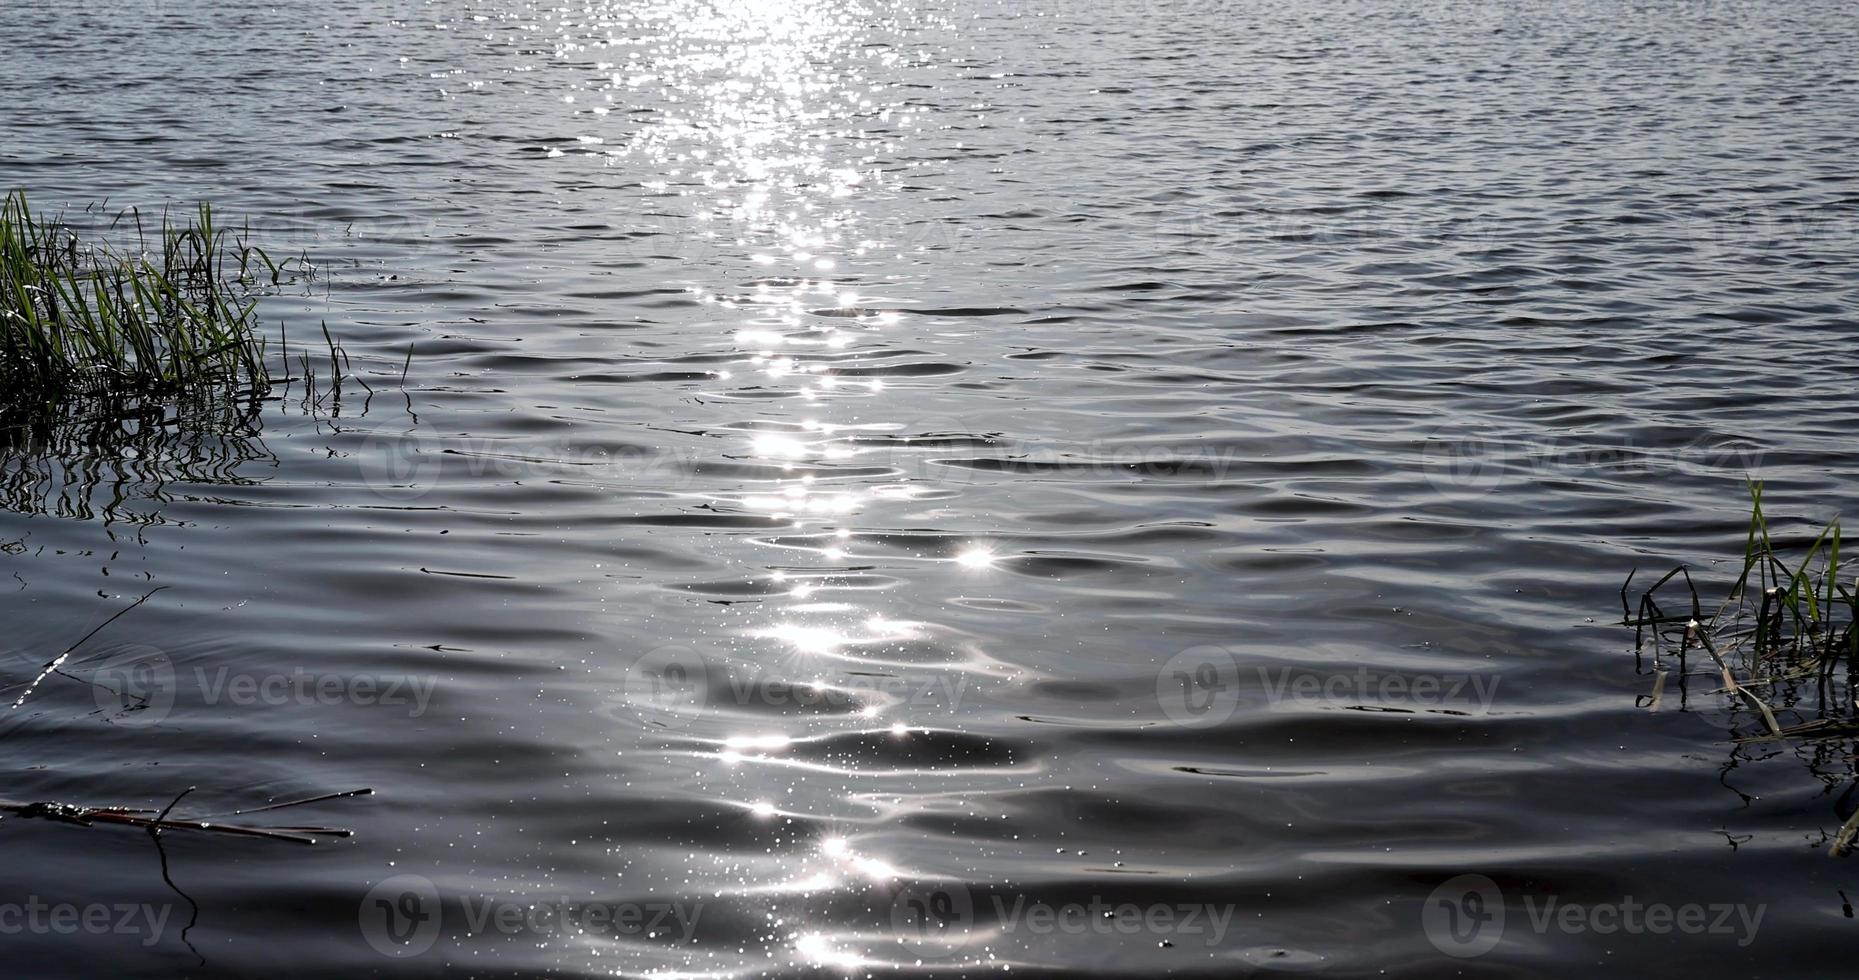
[0,788,371,844]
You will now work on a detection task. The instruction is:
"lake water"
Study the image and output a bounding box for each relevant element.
[3,0,1857,975]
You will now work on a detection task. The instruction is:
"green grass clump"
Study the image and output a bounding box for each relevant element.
[1621,479,1851,684]
[1623,482,1859,853]
[0,190,290,416]
[1729,481,1852,670]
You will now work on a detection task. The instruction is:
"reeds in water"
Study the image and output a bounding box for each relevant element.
[0,190,292,417]
[1623,481,1859,853]
[1625,482,1855,719]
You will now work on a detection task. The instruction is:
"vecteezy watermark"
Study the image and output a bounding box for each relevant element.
[91,647,438,727]
[1156,648,1500,725]
[879,427,1245,488]
[352,431,708,502]
[1156,646,1242,728]
[1679,210,1859,262]
[1258,666,1500,715]
[624,645,710,729]
[621,645,968,730]
[90,645,177,728]
[1148,196,1838,269]
[1419,424,1510,499]
[0,897,172,948]
[191,668,437,716]
[1152,209,1513,262]
[885,882,1236,960]
[41,205,439,263]
[356,430,445,502]
[1423,874,1764,958]
[360,876,442,958]
[1420,426,1763,499]
[358,875,703,959]
[25,0,177,30]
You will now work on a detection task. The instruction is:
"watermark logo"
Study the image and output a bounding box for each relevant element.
[619,647,965,727]
[1669,433,1764,480]
[90,644,176,727]
[359,875,441,958]
[882,415,989,488]
[624,645,711,729]
[1423,875,1765,957]
[1158,650,1502,724]
[1420,427,1764,500]
[357,875,702,959]
[1421,425,1509,499]
[29,0,176,29]
[875,424,1254,489]
[885,882,1238,956]
[88,651,437,722]
[1424,874,1505,958]
[1149,209,1511,264]
[0,897,172,947]
[193,667,437,716]
[724,671,968,717]
[1259,666,1500,714]
[889,881,974,958]
[357,431,443,501]
[1682,211,1859,263]
[353,433,705,502]
[1156,646,1240,728]
[997,896,1236,944]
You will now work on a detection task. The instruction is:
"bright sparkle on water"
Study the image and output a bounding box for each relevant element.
[955,544,998,569]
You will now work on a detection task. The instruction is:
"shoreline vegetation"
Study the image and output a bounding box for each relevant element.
[1624,482,1859,855]
[0,190,293,420]
[0,191,394,522]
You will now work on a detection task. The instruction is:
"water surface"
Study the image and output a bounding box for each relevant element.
[3,0,1858,976]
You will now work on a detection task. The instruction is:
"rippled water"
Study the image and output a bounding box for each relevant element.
[4,0,1858,975]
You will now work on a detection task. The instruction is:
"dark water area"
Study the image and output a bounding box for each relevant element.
[3,0,1857,976]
